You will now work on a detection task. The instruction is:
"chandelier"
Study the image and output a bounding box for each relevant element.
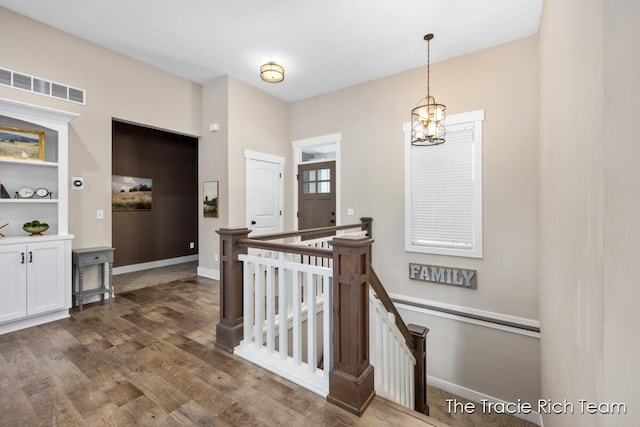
[411,34,446,146]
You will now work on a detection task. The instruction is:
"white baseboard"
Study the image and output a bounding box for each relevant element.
[0,309,70,335]
[428,375,542,426]
[197,266,219,280]
[113,255,198,275]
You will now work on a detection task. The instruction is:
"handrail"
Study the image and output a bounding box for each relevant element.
[390,297,540,333]
[250,222,367,241]
[237,238,332,258]
[369,265,415,352]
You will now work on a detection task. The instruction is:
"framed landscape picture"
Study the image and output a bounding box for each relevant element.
[203,181,219,218]
[0,125,45,161]
[112,175,152,210]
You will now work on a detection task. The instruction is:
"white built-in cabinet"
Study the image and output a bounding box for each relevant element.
[0,97,77,334]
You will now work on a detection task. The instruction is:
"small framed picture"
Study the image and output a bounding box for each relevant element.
[0,125,45,161]
[203,181,219,218]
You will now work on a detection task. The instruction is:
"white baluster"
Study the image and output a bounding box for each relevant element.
[266,264,275,354]
[292,269,302,366]
[307,272,316,373]
[255,264,264,349]
[278,253,288,360]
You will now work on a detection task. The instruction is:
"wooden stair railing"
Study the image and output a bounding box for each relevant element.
[369,266,429,415]
[215,217,428,417]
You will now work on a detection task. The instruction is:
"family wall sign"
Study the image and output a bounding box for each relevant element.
[409,263,477,289]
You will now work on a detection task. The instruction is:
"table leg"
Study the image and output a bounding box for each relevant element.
[72,263,76,306]
[108,262,113,305]
[99,263,105,302]
[78,265,84,311]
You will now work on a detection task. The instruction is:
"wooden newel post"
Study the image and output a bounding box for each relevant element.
[360,217,373,239]
[327,235,375,416]
[408,323,429,415]
[215,228,250,352]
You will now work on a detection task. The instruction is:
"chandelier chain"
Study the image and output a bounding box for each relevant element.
[426,37,430,98]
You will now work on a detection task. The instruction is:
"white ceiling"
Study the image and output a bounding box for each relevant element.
[0,0,543,102]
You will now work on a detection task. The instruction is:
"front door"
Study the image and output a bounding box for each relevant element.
[298,161,336,236]
[246,156,283,236]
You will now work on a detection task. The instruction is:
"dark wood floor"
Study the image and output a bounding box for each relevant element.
[0,276,438,426]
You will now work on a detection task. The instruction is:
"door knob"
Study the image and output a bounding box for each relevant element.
[251,220,257,225]
[330,219,335,224]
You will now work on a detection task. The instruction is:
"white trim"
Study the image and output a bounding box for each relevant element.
[234,344,328,397]
[292,133,341,149]
[292,133,342,230]
[243,149,285,164]
[389,293,540,339]
[197,266,220,280]
[404,110,484,258]
[113,255,198,275]
[0,309,69,335]
[428,375,543,426]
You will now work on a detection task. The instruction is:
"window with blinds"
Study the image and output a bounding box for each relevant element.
[404,110,484,258]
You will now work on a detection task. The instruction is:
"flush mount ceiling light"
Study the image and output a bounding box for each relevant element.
[411,34,446,146]
[260,61,284,83]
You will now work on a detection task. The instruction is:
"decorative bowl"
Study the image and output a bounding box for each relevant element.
[23,225,49,236]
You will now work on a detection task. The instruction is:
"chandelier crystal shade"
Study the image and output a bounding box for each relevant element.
[411,34,446,146]
[260,61,285,83]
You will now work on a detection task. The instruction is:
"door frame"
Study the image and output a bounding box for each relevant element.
[244,149,285,234]
[292,133,341,231]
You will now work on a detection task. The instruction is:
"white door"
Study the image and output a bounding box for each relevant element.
[245,151,284,236]
[26,241,65,316]
[0,244,27,323]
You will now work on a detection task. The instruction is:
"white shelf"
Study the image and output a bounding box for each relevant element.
[0,157,58,168]
[0,234,74,245]
[0,199,58,204]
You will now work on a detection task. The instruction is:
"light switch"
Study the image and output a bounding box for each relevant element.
[96,209,104,220]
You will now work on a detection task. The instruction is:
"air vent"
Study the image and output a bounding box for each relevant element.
[0,67,86,105]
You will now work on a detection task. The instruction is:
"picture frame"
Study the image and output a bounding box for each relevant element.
[112,175,153,211]
[0,125,45,161]
[203,181,219,218]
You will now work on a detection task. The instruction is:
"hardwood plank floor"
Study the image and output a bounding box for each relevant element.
[0,276,438,426]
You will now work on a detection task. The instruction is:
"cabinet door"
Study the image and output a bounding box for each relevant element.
[0,244,27,323]
[26,241,65,316]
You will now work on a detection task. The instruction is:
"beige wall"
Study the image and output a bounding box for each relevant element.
[603,2,640,425]
[198,76,290,274]
[540,1,640,425]
[290,36,540,404]
[539,0,605,425]
[0,9,202,252]
[227,77,290,228]
[199,76,229,274]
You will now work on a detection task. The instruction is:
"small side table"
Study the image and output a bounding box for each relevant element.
[72,246,115,311]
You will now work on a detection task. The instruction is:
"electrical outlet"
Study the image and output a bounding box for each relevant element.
[214,253,219,262]
[347,208,354,216]
[189,241,195,249]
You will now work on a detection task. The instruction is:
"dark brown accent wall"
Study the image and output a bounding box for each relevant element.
[112,120,198,267]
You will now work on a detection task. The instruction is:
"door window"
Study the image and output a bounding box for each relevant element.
[303,167,331,194]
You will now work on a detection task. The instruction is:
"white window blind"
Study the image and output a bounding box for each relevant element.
[404,110,484,258]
